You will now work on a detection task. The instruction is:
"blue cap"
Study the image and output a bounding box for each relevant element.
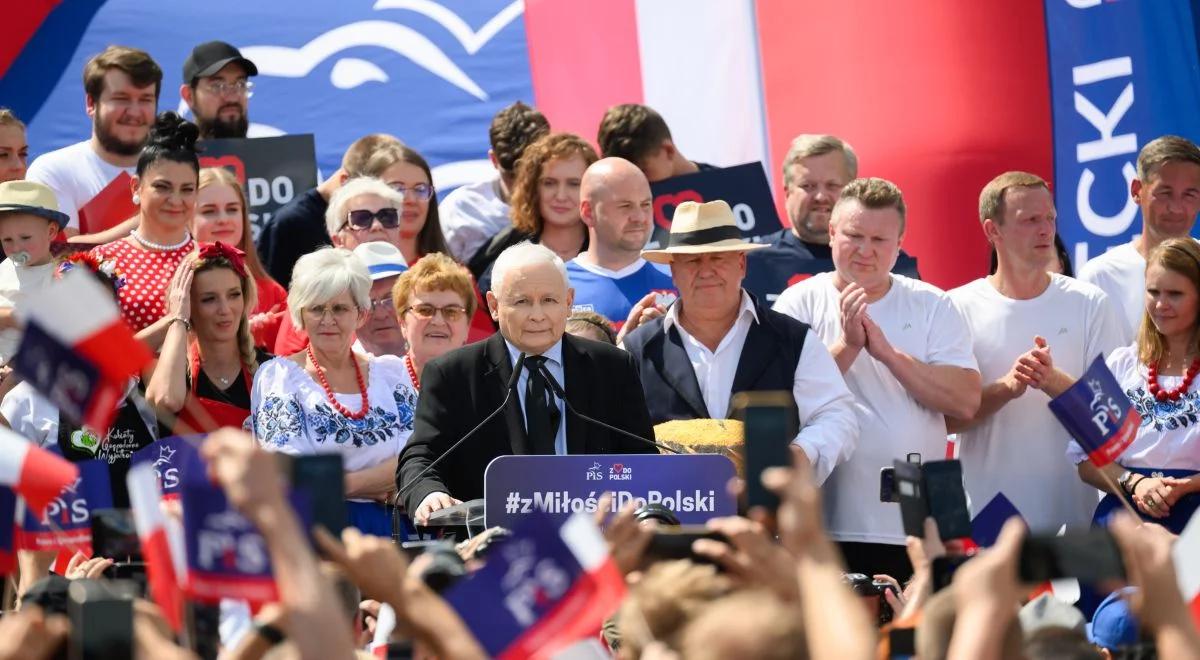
[1087,587,1140,650]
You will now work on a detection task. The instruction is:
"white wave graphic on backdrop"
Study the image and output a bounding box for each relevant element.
[179,1,524,185]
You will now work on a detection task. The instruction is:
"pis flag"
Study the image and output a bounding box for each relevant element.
[1048,355,1139,467]
[0,426,80,516]
[128,462,185,632]
[12,269,153,434]
[0,487,16,575]
[131,436,205,501]
[18,453,112,554]
[444,512,625,660]
[180,477,279,605]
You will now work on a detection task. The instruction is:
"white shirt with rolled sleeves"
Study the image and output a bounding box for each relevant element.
[662,290,859,485]
[950,274,1122,533]
[439,175,511,262]
[774,272,979,545]
[1077,241,1145,346]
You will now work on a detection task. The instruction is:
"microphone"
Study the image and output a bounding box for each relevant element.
[535,361,680,454]
[395,352,527,507]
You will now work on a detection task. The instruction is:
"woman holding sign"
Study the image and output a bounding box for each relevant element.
[193,167,288,348]
[249,247,418,537]
[145,243,268,433]
[1040,238,1200,533]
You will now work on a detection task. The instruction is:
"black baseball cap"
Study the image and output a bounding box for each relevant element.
[183,41,258,84]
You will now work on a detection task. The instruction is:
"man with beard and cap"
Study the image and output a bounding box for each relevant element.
[180,41,259,140]
[745,134,919,303]
[26,46,162,243]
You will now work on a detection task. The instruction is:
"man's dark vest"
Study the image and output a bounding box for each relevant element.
[622,293,809,427]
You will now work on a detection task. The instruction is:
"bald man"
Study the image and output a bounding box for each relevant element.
[566,157,676,328]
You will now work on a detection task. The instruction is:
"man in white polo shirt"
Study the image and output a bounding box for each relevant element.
[773,177,980,580]
[1078,135,1200,344]
[948,172,1123,534]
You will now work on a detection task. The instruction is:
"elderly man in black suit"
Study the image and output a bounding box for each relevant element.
[397,241,656,523]
[622,200,858,486]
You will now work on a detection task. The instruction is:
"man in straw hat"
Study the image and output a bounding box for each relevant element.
[622,200,858,485]
[773,177,980,581]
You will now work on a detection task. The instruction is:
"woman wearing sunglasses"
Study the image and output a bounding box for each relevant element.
[250,246,419,537]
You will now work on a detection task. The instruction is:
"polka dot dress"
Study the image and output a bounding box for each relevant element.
[90,238,195,332]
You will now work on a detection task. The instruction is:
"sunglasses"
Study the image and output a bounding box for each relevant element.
[344,208,400,231]
[404,303,468,322]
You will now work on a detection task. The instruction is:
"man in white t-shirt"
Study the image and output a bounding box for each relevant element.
[26,45,161,244]
[567,158,675,327]
[1078,136,1200,344]
[773,177,981,580]
[439,101,549,262]
[948,172,1123,534]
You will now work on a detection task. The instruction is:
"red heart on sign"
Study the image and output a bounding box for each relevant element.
[653,190,705,230]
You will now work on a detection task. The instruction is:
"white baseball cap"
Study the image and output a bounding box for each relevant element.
[353,241,409,281]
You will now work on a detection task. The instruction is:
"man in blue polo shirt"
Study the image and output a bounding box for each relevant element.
[567,157,675,329]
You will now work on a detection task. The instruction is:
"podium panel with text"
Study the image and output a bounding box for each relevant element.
[484,454,737,528]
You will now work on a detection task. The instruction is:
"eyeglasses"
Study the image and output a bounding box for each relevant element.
[343,208,400,231]
[403,303,467,322]
[390,183,435,201]
[303,303,359,321]
[200,80,254,98]
[368,296,395,314]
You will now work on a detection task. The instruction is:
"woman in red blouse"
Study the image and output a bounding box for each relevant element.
[90,112,197,342]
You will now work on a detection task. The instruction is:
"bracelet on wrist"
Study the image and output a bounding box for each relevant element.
[170,316,192,331]
[1129,475,1149,496]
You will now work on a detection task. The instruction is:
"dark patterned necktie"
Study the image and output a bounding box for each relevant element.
[524,355,560,454]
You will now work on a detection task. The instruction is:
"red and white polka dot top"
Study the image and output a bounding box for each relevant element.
[90,238,195,331]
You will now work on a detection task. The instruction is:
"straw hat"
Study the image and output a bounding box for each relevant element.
[0,180,68,226]
[642,200,767,264]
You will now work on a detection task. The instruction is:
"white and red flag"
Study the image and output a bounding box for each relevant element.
[128,462,185,632]
[0,426,79,516]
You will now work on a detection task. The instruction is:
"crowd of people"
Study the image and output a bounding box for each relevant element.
[0,38,1197,659]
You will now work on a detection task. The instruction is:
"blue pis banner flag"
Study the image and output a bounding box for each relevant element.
[131,436,205,502]
[0,487,16,575]
[1048,355,1140,467]
[1043,0,1200,268]
[18,454,112,554]
[444,511,625,660]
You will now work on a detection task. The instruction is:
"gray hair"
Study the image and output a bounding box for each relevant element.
[288,247,372,327]
[490,242,569,295]
[781,134,858,187]
[324,176,405,237]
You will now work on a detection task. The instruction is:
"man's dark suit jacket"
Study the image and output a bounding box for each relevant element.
[397,332,656,514]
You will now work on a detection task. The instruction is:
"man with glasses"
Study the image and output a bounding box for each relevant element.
[352,241,409,357]
[180,41,258,140]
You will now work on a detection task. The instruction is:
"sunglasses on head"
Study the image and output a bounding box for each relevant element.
[344,208,400,231]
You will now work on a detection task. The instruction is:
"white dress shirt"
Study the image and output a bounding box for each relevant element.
[663,291,859,484]
[505,339,568,455]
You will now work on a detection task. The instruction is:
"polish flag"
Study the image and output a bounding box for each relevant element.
[0,426,79,516]
[15,268,153,433]
[128,462,185,632]
[1174,513,1200,630]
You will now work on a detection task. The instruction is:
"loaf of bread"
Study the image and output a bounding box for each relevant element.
[653,418,745,476]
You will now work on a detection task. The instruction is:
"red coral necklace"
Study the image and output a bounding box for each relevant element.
[307,344,370,419]
[404,354,421,392]
[1147,357,1200,402]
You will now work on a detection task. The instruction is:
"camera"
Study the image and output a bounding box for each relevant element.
[402,541,467,594]
[842,572,898,625]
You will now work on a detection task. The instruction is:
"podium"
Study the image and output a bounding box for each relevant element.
[420,499,487,538]
[483,453,736,528]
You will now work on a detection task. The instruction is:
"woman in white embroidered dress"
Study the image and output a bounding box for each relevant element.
[249,247,417,536]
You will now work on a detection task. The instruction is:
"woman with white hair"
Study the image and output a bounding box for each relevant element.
[249,247,419,536]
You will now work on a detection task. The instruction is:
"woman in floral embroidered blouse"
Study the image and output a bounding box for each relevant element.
[1042,238,1200,534]
[249,247,418,537]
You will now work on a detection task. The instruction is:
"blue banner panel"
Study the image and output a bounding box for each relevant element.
[1045,0,1200,267]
